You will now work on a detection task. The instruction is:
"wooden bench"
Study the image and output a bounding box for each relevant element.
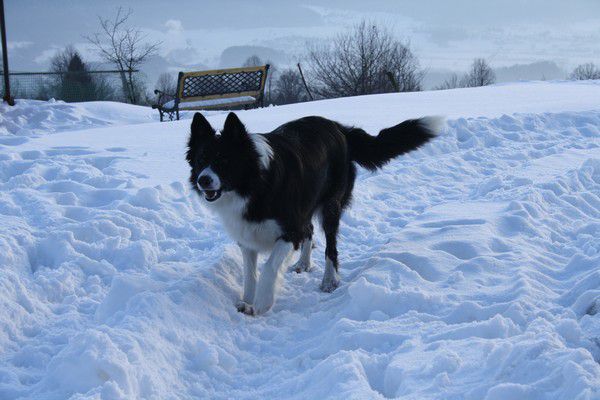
[152,65,270,121]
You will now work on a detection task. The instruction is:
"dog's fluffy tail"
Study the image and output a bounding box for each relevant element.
[342,117,443,171]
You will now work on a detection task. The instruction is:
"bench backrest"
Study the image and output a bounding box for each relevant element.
[176,65,269,104]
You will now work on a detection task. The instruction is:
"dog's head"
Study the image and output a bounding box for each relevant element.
[186,112,262,202]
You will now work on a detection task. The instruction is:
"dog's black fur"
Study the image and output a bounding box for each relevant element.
[187,112,438,311]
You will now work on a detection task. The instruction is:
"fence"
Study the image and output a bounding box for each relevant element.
[0,69,143,103]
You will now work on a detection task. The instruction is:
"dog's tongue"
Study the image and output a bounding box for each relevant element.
[204,190,222,201]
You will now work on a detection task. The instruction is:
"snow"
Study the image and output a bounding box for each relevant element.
[0,80,599,399]
[0,99,155,136]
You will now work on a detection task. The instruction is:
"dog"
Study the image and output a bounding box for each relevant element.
[186,112,440,315]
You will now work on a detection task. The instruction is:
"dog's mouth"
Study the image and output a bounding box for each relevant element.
[203,189,222,202]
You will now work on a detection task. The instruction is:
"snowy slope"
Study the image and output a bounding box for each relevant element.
[0,81,599,399]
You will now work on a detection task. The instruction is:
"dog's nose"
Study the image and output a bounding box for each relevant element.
[197,174,213,188]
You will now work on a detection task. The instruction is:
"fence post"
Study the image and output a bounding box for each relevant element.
[1,0,14,105]
[297,63,314,101]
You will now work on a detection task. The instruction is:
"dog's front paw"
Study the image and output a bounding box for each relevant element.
[250,296,274,315]
[236,300,254,315]
[290,260,312,273]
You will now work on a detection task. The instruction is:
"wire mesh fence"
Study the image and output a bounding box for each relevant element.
[1,69,143,103]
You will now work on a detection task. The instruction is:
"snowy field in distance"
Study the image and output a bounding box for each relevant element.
[0,80,599,399]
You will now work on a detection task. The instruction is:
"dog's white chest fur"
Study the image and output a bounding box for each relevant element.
[206,192,281,252]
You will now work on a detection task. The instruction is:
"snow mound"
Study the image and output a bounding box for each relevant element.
[0,81,599,399]
[0,99,154,137]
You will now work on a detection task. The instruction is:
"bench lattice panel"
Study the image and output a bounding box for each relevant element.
[183,70,265,97]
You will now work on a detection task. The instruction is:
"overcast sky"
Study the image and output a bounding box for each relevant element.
[4,0,600,84]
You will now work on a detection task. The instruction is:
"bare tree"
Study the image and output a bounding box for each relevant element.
[570,63,600,80]
[463,58,496,87]
[434,59,496,91]
[386,43,424,92]
[273,68,308,105]
[50,45,79,73]
[85,7,160,103]
[243,55,263,67]
[434,73,462,90]
[155,72,177,94]
[307,21,423,98]
[154,72,177,105]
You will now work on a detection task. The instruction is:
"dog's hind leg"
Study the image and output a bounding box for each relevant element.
[290,223,314,273]
[236,246,258,313]
[320,202,341,292]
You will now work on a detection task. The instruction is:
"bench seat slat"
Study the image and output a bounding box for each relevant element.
[163,95,257,110]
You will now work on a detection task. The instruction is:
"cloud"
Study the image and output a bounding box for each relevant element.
[165,19,184,33]
[8,41,33,50]
[34,46,60,64]
[33,43,102,66]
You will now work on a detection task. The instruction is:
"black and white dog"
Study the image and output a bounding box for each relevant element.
[187,112,439,315]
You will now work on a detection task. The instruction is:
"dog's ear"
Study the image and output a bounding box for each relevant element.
[191,112,215,140]
[222,112,247,140]
[187,113,215,163]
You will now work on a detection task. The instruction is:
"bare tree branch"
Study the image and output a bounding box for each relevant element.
[307,21,423,98]
[464,58,496,87]
[272,68,309,105]
[570,63,600,80]
[435,59,495,90]
[84,7,161,103]
[434,73,461,90]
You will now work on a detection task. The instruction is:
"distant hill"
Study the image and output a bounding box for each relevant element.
[495,61,566,82]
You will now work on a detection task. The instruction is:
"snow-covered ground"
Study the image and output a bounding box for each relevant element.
[0,81,599,399]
